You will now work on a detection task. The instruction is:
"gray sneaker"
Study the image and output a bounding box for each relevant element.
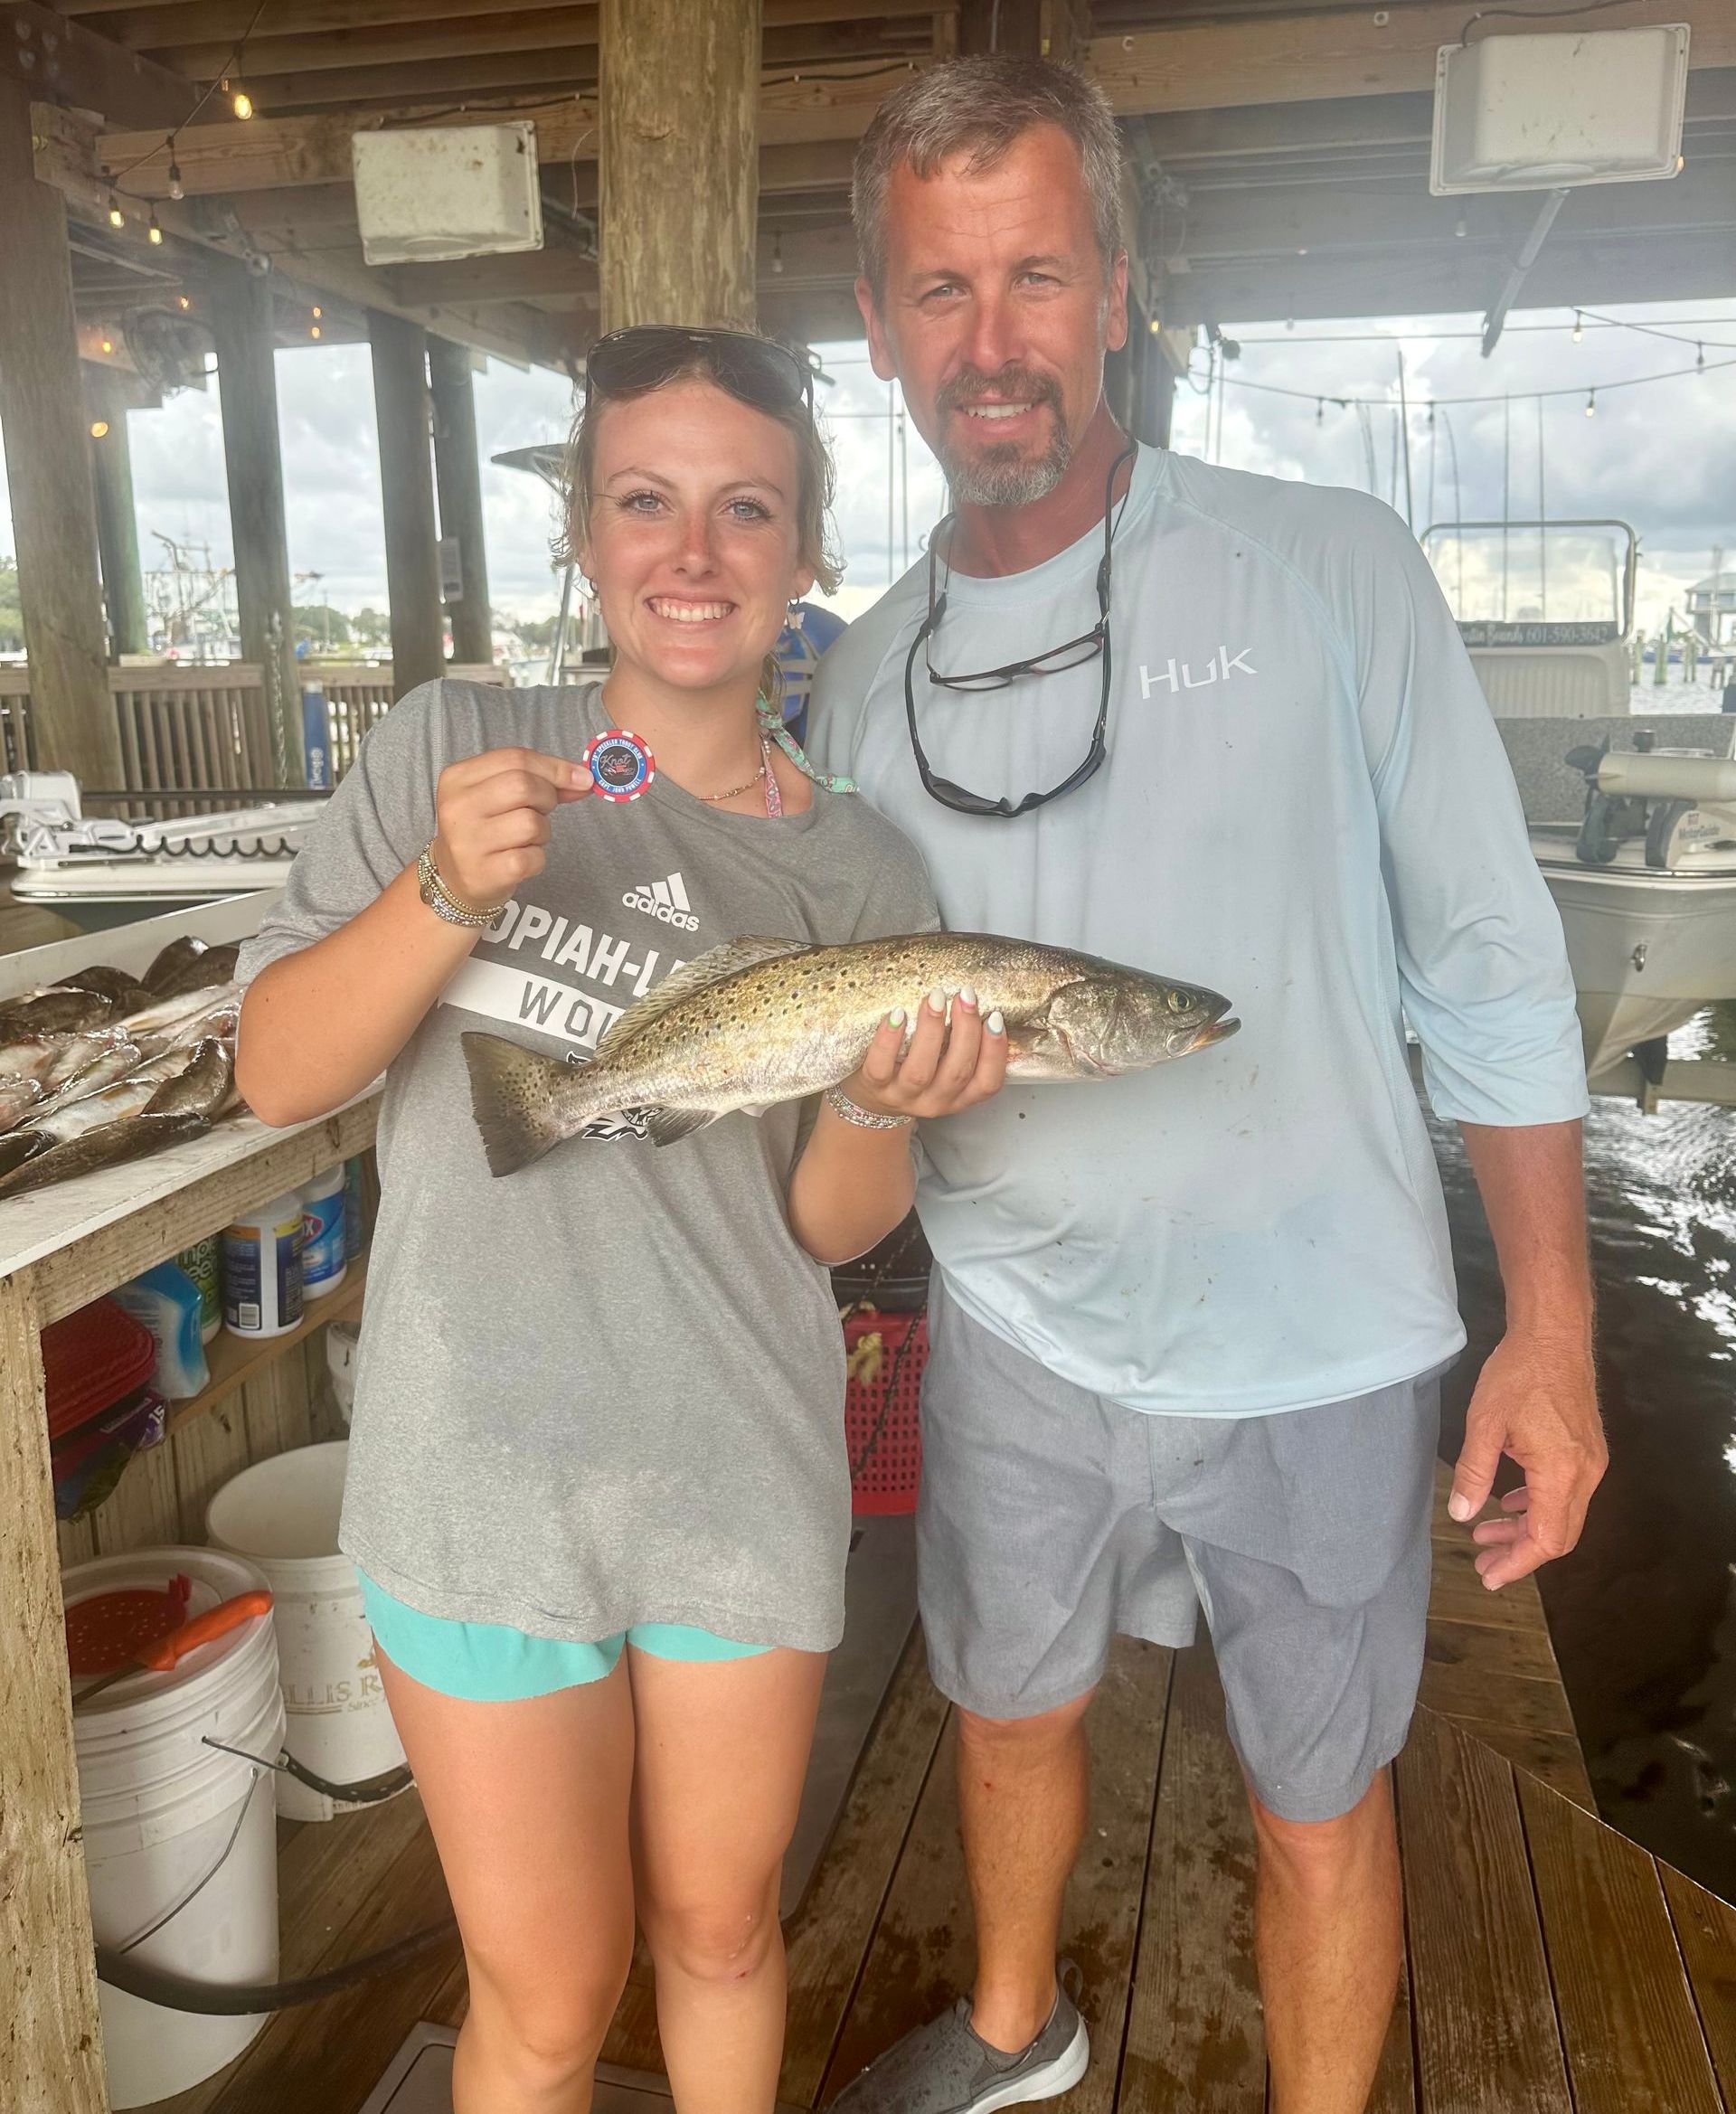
[829,1979,1089,2112]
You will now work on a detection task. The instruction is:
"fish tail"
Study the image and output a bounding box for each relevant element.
[462,1033,599,1177]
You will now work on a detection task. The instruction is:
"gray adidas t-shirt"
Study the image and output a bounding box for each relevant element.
[238,679,937,1650]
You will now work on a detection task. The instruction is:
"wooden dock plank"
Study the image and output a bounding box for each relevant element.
[1118,1643,1266,2113]
[1425,1613,1563,1687]
[1416,1656,1578,1738]
[1660,1864,1736,2112]
[1447,1722,1597,1812]
[154,1788,450,2114]
[1395,1706,1572,2114]
[1516,1771,1722,2114]
[820,1636,1172,2110]
[779,1630,952,2106]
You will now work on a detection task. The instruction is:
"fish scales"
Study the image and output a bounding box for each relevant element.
[464,930,1238,1178]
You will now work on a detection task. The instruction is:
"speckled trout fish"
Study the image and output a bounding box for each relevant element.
[463,931,1239,1177]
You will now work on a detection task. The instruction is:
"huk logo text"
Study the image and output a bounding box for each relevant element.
[1138,646,1258,696]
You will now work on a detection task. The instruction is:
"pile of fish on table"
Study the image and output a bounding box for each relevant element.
[0,937,241,1200]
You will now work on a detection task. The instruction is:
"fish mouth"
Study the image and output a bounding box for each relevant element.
[1187,1016,1241,1052]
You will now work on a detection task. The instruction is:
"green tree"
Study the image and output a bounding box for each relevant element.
[293,603,352,651]
[349,606,392,649]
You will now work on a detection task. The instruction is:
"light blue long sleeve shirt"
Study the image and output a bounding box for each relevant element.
[812,446,1588,1415]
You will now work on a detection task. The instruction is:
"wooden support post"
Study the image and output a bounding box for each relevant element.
[205,257,304,785]
[0,1269,108,2114]
[85,366,147,659]
[599,0,762,331]
[368,311,446,697]
[427,336,494,668]
[0,79,122,788]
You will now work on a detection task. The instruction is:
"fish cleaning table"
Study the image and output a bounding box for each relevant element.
[0,892,382,2114]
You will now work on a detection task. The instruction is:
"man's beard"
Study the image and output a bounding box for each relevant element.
[935,365,1071,508]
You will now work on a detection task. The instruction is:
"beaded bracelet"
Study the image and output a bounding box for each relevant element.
[825,1086,913,1132]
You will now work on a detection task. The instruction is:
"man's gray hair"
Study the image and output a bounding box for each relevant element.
[853,55,1125,299]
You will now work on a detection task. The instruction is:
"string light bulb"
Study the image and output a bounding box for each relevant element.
[1316,399,1324,424]
[231,82,253,119]
[770,231,783,276]
[310,324,322,339]
[1572,312,1583,343]
[1697,343,1705,371]
[107,191,125,229]
[90,420,109,439]
[177,294,191,311]
[146,209,163,245]
[168,159,184,202]
[1584,389,1596,417]
[311,305,322,319]
[99,336,113,354]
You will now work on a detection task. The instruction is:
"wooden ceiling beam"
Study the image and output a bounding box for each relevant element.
[90,3,1733,199]
[1171,156,1736,264]
[1093,0,1735,118]
[0,0,199,129]
[94,74,893,197]
[214,27,928,118]
[156,8,603,79]
[381,246,598,306]
[79,0,944,54]
[1163,231,1736,326]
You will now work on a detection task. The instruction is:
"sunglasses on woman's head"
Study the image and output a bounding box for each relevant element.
[583,326,816,418]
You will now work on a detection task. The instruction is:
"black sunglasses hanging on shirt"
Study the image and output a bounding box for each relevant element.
[904,440,1137,819]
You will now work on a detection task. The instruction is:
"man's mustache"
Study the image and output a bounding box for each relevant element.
[936,366,1062,419]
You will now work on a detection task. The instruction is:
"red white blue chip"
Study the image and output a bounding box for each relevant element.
[583,728,655,804]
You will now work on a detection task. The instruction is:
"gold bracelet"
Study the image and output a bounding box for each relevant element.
[416,845,508,930]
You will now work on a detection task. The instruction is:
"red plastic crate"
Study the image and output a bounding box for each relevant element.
[42,1298,157,1442]
[844,1309,927,1516]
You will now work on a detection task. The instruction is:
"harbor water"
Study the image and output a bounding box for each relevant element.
[1434,1000,1736,1899]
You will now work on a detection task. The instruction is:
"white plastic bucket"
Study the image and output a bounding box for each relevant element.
[65,1548,285,2109]
[206,1441,407,1823]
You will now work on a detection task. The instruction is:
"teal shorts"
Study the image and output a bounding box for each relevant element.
[356,1571,770,1703]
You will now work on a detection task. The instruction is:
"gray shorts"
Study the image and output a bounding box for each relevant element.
[917,1274,1442,1823]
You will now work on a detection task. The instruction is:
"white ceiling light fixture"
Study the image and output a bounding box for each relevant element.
[352,123,544,266]
[1431,25,1690,195]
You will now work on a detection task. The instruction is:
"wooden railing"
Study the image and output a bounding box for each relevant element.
[0,661,505,795]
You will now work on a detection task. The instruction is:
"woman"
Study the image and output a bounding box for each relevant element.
[235,327,1005,2114]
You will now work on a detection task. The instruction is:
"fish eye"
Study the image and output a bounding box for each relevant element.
[1165,989,1189,1013]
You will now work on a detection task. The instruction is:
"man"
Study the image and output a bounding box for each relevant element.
[811,54,1605,2114]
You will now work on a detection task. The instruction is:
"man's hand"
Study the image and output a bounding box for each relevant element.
[1448,1328,1606,1590]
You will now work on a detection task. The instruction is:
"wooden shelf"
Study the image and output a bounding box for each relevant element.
[164,1250,369,1443]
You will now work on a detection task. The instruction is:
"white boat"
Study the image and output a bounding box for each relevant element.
[0,771,326,923]
[1423,520,1736,1088]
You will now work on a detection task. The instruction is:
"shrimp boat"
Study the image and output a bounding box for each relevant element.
[1421,520,1736,1087]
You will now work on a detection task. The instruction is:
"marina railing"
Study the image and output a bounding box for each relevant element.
[0,661,505,798]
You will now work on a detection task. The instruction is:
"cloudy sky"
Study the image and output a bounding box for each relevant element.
[2,296,1731,637]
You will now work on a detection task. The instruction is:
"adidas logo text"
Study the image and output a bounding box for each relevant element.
[623,871,700,931]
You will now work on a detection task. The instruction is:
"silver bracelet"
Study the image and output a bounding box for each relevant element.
[825,1086,913,1132]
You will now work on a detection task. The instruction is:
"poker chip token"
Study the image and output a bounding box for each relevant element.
[583,728,656,804]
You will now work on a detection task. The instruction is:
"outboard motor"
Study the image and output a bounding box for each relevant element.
[1568,737,1736,872]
